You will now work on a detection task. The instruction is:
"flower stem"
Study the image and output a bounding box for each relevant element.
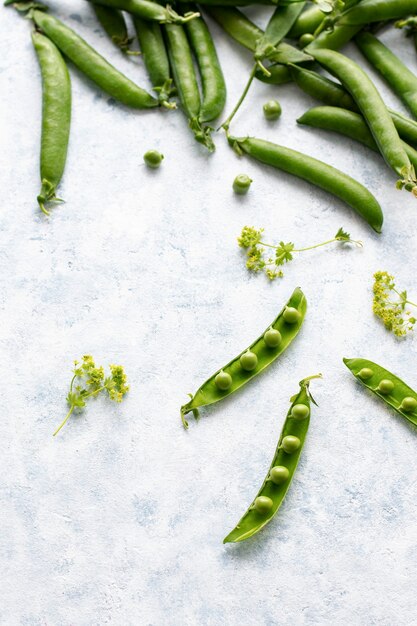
[53,405,75,437]
[221,64,257,131]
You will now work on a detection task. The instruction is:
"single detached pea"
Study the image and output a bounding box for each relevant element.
[240,350,258,371]
[233,174,252,195]
[269,465,289,485]
[400,396,417,412]
[263,100,281,121]
[299,33,315,48]
[358,368,373,380]
[253,496,273,515]
[291,403,310,420]
[215,370,232,391]
[378,379,394,395]
[263,328,282,348]
[144,150,164,168]
[283,307,301,324]
[281,435,301,453]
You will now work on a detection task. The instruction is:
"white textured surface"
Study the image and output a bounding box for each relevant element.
[2,3,417,625]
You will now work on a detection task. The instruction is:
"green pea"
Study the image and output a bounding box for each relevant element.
[233,174,252,194]
[269,465,289,485]
[263,328,282,348]
[144,149,164,168]
[253,496,273,514]
[215,370,232,391]
[240,350,258,371]
[378,379,394,395]
[291,403,310,420]
[283,307,301,324]
[281,435,301,453]
[299,33,315,48]
[358,367,374,380]
[263,99,281,121]
[400,396,417,412]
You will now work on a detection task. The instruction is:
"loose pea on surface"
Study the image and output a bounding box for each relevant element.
[400,396,417,412]
[263,328,282,348]
[240,350,258,371]
[291,403,310,420]
[253,496,273,514]
[358,368,374,380]
[378,379,395,395]
[283,307,301,324]
[144,149,164,168]
[233,174,252,194]
[263,99,282,121]
[215,370,232,391]
[269,465,289,485]
[281,435,301,453]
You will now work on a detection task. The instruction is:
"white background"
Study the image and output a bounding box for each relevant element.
[1,2,417,624]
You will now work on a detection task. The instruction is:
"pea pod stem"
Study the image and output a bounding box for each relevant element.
[221,64,256,131]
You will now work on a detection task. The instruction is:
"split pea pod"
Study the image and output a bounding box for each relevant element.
[133,17,175,108]
[88,0,199,24]
[356,32,417,119]
[32,10,157,109]
[180,287,307,427]
[32,30,71,216]
[344,358,417,428]
[224,374,321,543]
[311,48,413,183]
[91,3,133,52]
[228,134,383,232]
[297,106,417,172]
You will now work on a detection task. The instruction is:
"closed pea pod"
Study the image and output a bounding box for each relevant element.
[91,3,133,52]
[344,358,417,427]
[288,5,325,38]
[32,30,71,216]
[180,287,307,427]
[31,10,157,109]
[339,0,417,26]
[224,374,322,543]
[228,134,383,232]
[87,0,199,24]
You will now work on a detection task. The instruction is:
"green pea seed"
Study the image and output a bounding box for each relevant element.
[281,435,301,453]
[378,379,394,395]
[400,396,417,412]
[215,370,232,391]
[233,174,252,194]
[283,307,301,324]
[240,350,258,371]
[263,99,282,121]
[269,465,289,485]
[299,33,315,48]
[263,328,282,348]
[358,368,374,380]
[291,403,310,420]
[144,150,164,168]
[253,496,273,514]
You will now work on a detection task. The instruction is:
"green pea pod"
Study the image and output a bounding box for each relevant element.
[340,0,417,25]
[311,48,413,182]
[224,374,321,544]
[288,5,324,37]
[228,134,384,232]
[297,106,417,172]
[305,23,361,51]
[344,358,417,427]
[91,3,133,52]
[255,2,306,60]
[31,10,158,109]
[181,287,307,427]
[88,0,199,24]
[255,63,292,85]
[356,32,417,119]
[133,17,175,108]
[32,31,71,216]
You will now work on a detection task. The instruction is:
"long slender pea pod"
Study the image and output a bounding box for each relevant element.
[339,0,417,25]
[87,0,199,24]
[224,374,322,544]
[133,17,175,108]
[297,106,417,171]
[91,3,133,52]
[311,48,414,184]
[344,358,417,428]
[356,32,417,119]
[305,23,361,51]
[183,4,226,123]
[289,64,417,146]
[32,31,71,216]
[31,10,157,109]
[180,287,307,428]
[288,5,324,38]
[254,2,306,60]
[228,134,383,232]
[204,6,261,50]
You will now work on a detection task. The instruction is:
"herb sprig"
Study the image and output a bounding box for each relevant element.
[373,271,417,337]
[53,355,129,436]
[238,226,362,280]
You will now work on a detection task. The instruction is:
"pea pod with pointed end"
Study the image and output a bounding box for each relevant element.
[181,287,307,428]
[344,358,417,427]
[91,3,134,52]
[87,0,200,24]
[224,374,322,544]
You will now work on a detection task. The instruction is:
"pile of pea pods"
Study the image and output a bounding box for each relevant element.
[7,0,417,542]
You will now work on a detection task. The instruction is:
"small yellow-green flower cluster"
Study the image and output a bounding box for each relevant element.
[373,271,417,337]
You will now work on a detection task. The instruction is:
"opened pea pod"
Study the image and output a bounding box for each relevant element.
[224,374,322,544]
[181,287,306,428]
[344,358,417,427]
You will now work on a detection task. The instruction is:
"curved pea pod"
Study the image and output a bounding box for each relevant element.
[91,3,133,52]
[224,374,322,544]
[344,358,417,427]
[180,287,307,427]
[339,0,417,26]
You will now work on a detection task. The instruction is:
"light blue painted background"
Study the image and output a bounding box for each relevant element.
[1,2,417,624]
